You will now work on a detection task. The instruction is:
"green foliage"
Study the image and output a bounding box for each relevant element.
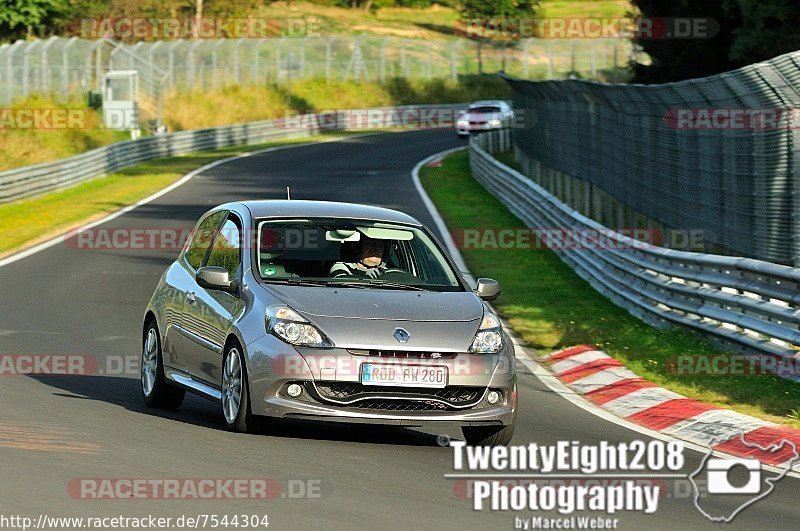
[420,149,800,427]
[629,0,735,83]
[383,75,511,104]
[458,0,539,19]
[727,0,800,65]
[0,0,69,38]
[631,0,800,83]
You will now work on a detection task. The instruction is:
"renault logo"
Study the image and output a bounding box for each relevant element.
[393,327,410,343]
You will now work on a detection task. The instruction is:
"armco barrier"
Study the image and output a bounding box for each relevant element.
[0,104,465,204]
[501,50,800,266]
[470,129,800,376]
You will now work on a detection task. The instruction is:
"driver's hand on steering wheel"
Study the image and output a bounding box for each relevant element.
[365,267,383,279]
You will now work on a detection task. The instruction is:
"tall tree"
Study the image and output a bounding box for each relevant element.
[458,0,540,74]
[629,0,737,83]
[0,0,69,38]
[727,0,800,65]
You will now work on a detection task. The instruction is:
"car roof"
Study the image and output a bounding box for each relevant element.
[469,100,506,108]
[230,200,422,226]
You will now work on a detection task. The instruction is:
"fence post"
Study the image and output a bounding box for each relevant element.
[275,46,281,85]
[523,40,530,78]
[380,39,386,83]
[41,36,58,94]
[212,40,221,88]
[427,49,433,78]
[61,37,77,98]
[234,38,245,83]
[95,42,103,93]
[570,41,576,74]
[168,40,182,87]
[325,38,332,83]
[450,43,457,83]
[583,180,591,216]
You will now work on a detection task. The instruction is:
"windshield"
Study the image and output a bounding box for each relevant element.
[468,106,501,114]
[255,218,462,291]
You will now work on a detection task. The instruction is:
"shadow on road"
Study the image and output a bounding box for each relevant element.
[27,374,446,447]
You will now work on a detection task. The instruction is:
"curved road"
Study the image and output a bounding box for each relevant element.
[0,129,798,529]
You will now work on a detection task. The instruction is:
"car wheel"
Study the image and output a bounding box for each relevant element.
[222,343,254,433]
[141,320,185,409]
[462,409,517,447]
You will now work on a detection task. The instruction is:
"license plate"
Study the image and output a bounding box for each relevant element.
[360,363,447,388]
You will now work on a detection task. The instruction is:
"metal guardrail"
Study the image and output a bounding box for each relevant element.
[502,48,800,267]
[0,104,465,204]
[0,37,634,105]
[471,129,800,374]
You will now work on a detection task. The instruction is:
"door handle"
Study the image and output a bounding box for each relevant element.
[187,292,196,304]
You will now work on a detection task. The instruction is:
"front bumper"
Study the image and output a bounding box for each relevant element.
[244,335,516,426]
[457,122,502,135]
[262,394,515,427]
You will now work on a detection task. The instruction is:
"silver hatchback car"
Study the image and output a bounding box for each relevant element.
[141,200,517,445]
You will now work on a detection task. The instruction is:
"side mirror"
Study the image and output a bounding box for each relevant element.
[476,278,501,301]
[197,266,238,294]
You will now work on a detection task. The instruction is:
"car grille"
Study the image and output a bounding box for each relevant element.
[306,382,485,410]
[348,399,452,411]
[347,349,458,359]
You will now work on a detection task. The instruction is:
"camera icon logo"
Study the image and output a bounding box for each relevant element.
[690,433,799,522]
[706,458,761,495]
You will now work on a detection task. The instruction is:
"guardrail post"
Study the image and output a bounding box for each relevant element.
[325,38,332,83]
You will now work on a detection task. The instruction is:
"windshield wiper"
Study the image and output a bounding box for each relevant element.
[331,279,429,291]
[263,277,428,291]
[263,278,332,287]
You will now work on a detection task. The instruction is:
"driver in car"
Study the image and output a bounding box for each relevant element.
[329,237,387,279]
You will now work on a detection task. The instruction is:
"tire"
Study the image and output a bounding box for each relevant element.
[221,342,255,433]
[141,320,185,409]
[462,409,517,447]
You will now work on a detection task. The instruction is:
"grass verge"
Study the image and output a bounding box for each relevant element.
[0,132,361,258]
[419,149,800,428]
[2,76,509,171]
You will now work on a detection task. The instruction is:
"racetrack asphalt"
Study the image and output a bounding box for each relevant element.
[0,129,798,530]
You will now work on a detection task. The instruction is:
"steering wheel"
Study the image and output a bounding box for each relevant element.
[379,269,420,282]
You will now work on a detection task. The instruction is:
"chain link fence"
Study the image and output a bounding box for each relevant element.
[505,50,800,266]
[0,36,633,107]
[472,129,800,375]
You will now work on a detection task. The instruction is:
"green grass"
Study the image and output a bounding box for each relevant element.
[255,1,634,41]
[0,95,129,172]
[420,150,800,428]
[0,133,358,257]
[4,76,511,172]
[539,0,636,19]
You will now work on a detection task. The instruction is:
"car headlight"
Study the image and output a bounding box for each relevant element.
[469,312,503,353]
[487,118,502,127]
[457,119,469,127]
[266,306,333,348]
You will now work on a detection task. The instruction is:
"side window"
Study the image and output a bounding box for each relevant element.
[185,211,226,270]
[206,217,242,278]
